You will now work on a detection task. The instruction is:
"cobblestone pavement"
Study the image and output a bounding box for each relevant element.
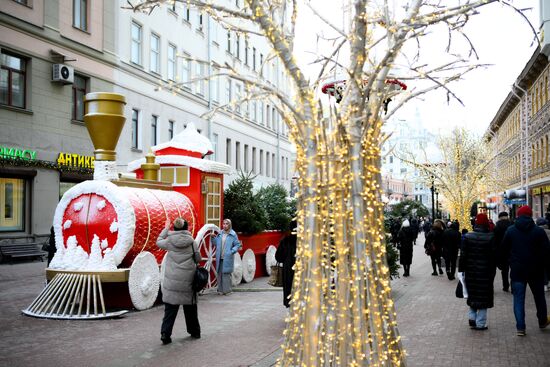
[1,233,549,367]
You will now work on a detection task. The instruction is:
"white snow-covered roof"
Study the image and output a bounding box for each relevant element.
[127,155,231,175]
[152,121,213,155]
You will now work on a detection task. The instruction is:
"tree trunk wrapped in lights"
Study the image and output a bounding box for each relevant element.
[127,1,522,365]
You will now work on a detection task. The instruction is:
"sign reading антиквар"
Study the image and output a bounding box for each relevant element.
[0,145,37,160]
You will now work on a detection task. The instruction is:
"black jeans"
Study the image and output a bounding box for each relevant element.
[161,303,201,337]
[445,255,457,277]
[430,255,442,273]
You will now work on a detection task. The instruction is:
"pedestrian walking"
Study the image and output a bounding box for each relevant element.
[442,221,461,280]
[397,219,415,277]
[424,219,445,276]
[410,218,420,245]
[213,219,242,295]
[537,217,550,292]
[45,226,56,266]
[494,211,513,292]
[459,213,496,331]
[422,218,432,237]
[501,206,550,336]
[275,226,297,307]
[157,217,202,345]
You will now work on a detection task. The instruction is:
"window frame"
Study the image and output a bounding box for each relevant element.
[168,120,174,140]
[72,74,88,122]
[130,21,143,65]
[150,32,161,74]
[73,0,88,32]
[151,115,158,146]
[131,108,140,150]
[167,43,177,81]
[159,166,190,186]
[0,50,27,109]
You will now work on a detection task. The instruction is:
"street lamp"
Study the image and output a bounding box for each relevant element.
[435,189,439,219]
[430,176,435,220]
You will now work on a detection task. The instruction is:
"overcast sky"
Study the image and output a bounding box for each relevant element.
[293,0,541,136]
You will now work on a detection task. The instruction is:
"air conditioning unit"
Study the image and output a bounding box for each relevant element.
[52,64,74,84]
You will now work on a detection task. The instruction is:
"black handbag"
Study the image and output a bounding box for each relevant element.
[191,243,208,292]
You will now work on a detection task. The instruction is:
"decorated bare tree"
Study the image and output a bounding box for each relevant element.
[128,1,528,365]
[399,127,505,231]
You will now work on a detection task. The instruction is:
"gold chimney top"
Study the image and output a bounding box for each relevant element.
[84,92,126,161]
[141,151,160,181]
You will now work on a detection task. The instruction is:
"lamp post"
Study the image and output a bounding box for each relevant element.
[430,176,435,220]
[435,189,439,219]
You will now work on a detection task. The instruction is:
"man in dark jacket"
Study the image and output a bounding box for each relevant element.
[275,229,297,308]
[442,221,461,280]
[494,211,513,292]
[459,213,495,330]
[501,205,550,336]
[410,218,420,245]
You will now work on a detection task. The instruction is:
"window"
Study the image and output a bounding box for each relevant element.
[182,55,191,88]
[0,51,26,109]
[236,34,241,59]
[151,115,158,146]
[272,107,276,130]
[235,83,242,113]
[260,53,264,76]
[244,144,249,172]
[227,32,231,53]
[252,147,256,174]
[73,0,87,31]
[0,178,25,232]
[245,40,249,66]
[235,142,241,170]
[13,0,29,5]
[225,77,232,108]
[212,133,218,161]
[266,103,271,128]
[272,153,276,177]
[168,44,176,80]
[252,47,257,71]
[168,120,174,139]
[72,75,88,121]
[131,22,142,65]
[183,5,190,22]
[260,149,264,175]
[197,12,204,32]
[252,100,257,121]
[259,101,264,124]
[131,109,140,149]
[212,68,220,103]
[150,33,160,73]
[389,156,393,163]
[160,166,190,186]
[205,177,222,225]
[226,138,232,165]
[266,151,270,177]
[195,62,205,95]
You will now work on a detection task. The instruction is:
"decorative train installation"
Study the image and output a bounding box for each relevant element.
[23,93,285,320]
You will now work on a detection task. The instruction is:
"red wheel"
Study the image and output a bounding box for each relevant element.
[195,224,221,290]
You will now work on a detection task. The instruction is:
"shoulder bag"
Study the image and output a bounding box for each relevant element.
[191,243,208,292]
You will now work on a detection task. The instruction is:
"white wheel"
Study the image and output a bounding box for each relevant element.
[231,252,242,287]
[195,224,221,290]
[265,245,277,275]
[241,249,256,283]
[128,252,160,311]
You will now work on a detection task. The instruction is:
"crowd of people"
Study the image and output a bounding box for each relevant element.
[393,206,550,336]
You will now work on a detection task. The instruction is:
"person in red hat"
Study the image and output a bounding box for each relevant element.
[501,205,550,336]
[458,213,496,330]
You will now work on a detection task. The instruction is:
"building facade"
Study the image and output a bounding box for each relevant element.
[0,0,293,240]
[485,47,550,218]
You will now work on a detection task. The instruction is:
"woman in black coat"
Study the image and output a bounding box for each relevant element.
[275,231,297,308]
[424,219,445,276]
[397,219,415,277]
[458,213,496,330]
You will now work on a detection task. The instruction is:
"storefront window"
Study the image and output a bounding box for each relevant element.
[0,178,25,231]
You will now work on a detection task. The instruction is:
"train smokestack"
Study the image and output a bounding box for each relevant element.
[83,92,126,180]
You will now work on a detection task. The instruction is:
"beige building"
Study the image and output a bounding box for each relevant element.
[485,47,550,218]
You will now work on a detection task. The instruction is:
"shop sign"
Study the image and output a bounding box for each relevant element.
[0,146,37,160]
[532,185,550,195]
[57,153,95,168]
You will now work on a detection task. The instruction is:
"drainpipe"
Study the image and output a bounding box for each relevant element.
[207,14,213,154]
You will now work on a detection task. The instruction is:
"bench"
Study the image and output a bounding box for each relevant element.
[0,243,46,263]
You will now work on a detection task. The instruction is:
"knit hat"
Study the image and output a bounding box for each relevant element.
[517,205,533,218]
[173,217,188,230]
[498,211,509,218]
[475,213,489,226]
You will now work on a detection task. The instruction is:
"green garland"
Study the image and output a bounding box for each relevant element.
[0,156,94,175]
